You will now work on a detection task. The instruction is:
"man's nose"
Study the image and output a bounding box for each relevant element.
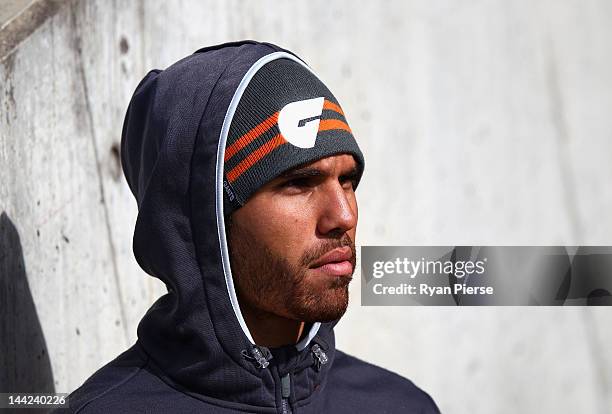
[316,182,357,236]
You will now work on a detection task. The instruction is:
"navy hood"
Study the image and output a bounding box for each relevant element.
[120,40,339,409]
[56,40,441,414]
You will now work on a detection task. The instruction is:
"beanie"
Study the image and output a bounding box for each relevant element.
[221,55,365,216]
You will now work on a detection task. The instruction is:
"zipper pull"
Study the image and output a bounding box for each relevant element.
[281,373,292,414]
[311,344,328,371]
[241,345,272,369]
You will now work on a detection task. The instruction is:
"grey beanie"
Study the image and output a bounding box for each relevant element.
[222,57,365,216]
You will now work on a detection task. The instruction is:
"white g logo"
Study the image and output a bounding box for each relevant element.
[278,97,325,148]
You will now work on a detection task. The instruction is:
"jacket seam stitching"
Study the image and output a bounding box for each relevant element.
[73,356,149,413]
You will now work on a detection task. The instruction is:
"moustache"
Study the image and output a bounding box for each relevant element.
[300,233,356,269]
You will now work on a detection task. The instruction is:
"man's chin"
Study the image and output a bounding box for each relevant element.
[290,286,350,323]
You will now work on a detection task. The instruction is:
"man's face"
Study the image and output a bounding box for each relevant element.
[227,154,359,323]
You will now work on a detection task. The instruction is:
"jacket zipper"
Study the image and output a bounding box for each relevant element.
[242,347,292,413]
[280,372,292,414]
[279,344,328,413]
[244,345,330,412]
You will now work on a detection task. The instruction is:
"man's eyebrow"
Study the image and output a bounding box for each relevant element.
[279,166,359,180]
[279,167,327,179]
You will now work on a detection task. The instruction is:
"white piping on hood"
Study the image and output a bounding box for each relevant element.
[215,51,321,352]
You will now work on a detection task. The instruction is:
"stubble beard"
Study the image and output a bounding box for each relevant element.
[227,219,356,323]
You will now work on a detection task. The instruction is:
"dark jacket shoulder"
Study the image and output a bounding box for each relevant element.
[51,345,147,413]
[52,345,250,414]
[324,349,441,414]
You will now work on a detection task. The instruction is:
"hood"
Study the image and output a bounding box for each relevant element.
[120,41,341,411]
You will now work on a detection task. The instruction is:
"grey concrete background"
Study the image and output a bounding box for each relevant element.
[0,0,34,27]
[1,1,611,413]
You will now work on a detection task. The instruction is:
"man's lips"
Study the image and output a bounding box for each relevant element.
[309,246,354,276]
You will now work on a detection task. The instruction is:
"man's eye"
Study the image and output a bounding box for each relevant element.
[341,177,357,190]
[283,178,311,188]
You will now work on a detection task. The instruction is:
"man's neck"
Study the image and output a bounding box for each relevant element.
[239,299,305,348]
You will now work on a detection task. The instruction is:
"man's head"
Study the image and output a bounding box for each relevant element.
[221,55,364,327]
[227,153,358,323]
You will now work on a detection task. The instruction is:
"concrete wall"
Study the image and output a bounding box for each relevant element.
[1,1,611,413]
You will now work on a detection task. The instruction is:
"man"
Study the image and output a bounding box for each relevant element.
[58,41,440,413]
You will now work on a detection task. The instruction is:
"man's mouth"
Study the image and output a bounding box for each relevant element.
[309,246,354,276]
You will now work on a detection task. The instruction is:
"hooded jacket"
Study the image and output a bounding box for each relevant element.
[56,41,440,414]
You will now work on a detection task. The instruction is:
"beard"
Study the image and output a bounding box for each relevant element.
[227,217,356,323]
